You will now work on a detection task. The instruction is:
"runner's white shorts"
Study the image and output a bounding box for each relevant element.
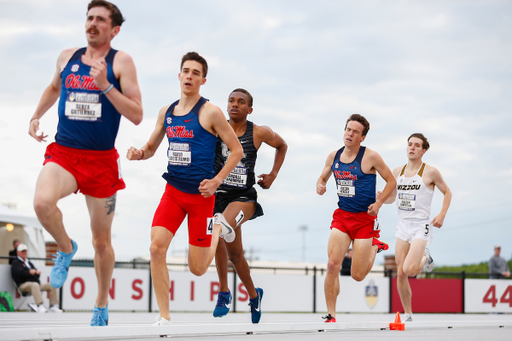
[396,218,433,245]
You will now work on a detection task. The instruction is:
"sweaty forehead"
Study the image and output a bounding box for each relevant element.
[408,137,423,145]
[346,120,364,131]
[230,92,249,101]
[87,6,112,19]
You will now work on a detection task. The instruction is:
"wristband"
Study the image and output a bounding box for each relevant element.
[102,83,114,95]
[138,149,144,160]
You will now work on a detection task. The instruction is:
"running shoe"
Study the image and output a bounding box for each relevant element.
[90,305,108,326]
[153,315,171,326]
[249,287,264,324]
[403,314,413,322]
[28,303,38,312]
[50,240,78,288]
[213,291,232,317]
[372,238,389,253]
[49,304,62,313]
[423,248,434,273]
[215,213,235,243]
[322,314,336,323]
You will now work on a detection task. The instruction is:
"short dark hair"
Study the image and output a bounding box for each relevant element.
[13,239,20,247]
[88,0,125,27]
[230,88,253,107]
[181,52,208,77]
[345,114,370,136]
[408,133,430,151]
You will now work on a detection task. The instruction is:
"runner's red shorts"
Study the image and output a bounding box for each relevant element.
[152,183,215,247]
[330,208,380,240]
[43,142,125,198]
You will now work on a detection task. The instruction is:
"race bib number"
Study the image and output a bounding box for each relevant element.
[374,219,381,231]
[336,179,355,197]
[223,166,248,188]
[206,218,213,235]
[168,142,191,166]
[398,193,416,211]
[65,92,102,121]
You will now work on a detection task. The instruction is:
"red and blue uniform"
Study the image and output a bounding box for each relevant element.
[330,146,379,239]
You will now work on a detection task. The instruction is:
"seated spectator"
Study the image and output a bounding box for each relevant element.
[11,244,62,313]
[8,239,21,265]
[489,244,511,279]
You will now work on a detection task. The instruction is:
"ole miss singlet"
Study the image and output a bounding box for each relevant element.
[215,121,257,192]
[396,163,434,220]
[162,97,217,194]
[56,48,121,150]
[331,146,376,213]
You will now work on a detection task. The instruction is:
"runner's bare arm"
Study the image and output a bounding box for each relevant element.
[428,166,452,228]
[127,105,168,161]
[28,49,77,142]
[255,125,288,189]
[377,166,400,204]
[316,150,336,195]
[367,150,396,216]
[95,51,143,125]
[198,105,243,197]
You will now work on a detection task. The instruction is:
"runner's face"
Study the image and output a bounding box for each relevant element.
[178,61,206,94]
[227,92,252,121]
[85,7,117,46]
[344,121,365,147]
[407,137,426,160]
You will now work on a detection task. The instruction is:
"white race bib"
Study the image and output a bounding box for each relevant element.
[223,166,248,188]
[64,92,102,121]
[398,193,416,211]
[337,179,355,197]
[168,142,191,166]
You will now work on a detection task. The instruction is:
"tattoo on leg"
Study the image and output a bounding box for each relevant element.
[105,194,116,215]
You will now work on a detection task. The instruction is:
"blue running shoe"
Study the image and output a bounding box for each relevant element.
[249,288,263,324]
[50,240,78,288]
[91,305,108,326]
[213,291,232,317]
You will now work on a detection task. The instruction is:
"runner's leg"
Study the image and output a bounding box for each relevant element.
[395,237,413,314]
[325,229,351,318]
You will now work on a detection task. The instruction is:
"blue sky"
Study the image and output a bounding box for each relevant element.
[1,0,511,266]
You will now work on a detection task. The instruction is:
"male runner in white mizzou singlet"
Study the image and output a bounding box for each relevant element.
[28,1,142,326]
[127,52,243,326]
[212,88,288,323]
[379,133,451,322]
[316,114,396,323]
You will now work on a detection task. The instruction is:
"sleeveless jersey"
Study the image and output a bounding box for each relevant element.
[331,146,376,213]
[56,47,121,150]
[396,163,434,221]
[215,121,257,192]
[162,97,217,194]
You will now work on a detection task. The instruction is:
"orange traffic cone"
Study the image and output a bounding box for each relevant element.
[389,312,405,331]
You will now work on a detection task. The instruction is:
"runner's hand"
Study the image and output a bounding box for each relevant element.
[316,183,327,195]
[90,59,109,91]
[126,147,143,160]
[367,202,382,216]
[257,173,276,189]
[199,178,221,198]
[28,118,48,142]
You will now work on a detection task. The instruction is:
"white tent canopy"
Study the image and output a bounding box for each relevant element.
[0,205,47,268]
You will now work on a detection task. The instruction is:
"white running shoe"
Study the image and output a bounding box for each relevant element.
[37,304,47,313]
[423,248,434,273]
[49,304,62,313]
[403,314,413,322]
[215,213,235,243]
[28,303,38,312]
[153,316,171,326]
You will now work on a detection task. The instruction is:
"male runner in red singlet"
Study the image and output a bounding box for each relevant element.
[316,114,396,323]
[127,52,243,325]
[28,0,142,326]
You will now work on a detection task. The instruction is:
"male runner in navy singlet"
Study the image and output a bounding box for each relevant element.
[212,89,288,323]
[28,1,142,326]
[127,52,243,326]
[316,114,396,323]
